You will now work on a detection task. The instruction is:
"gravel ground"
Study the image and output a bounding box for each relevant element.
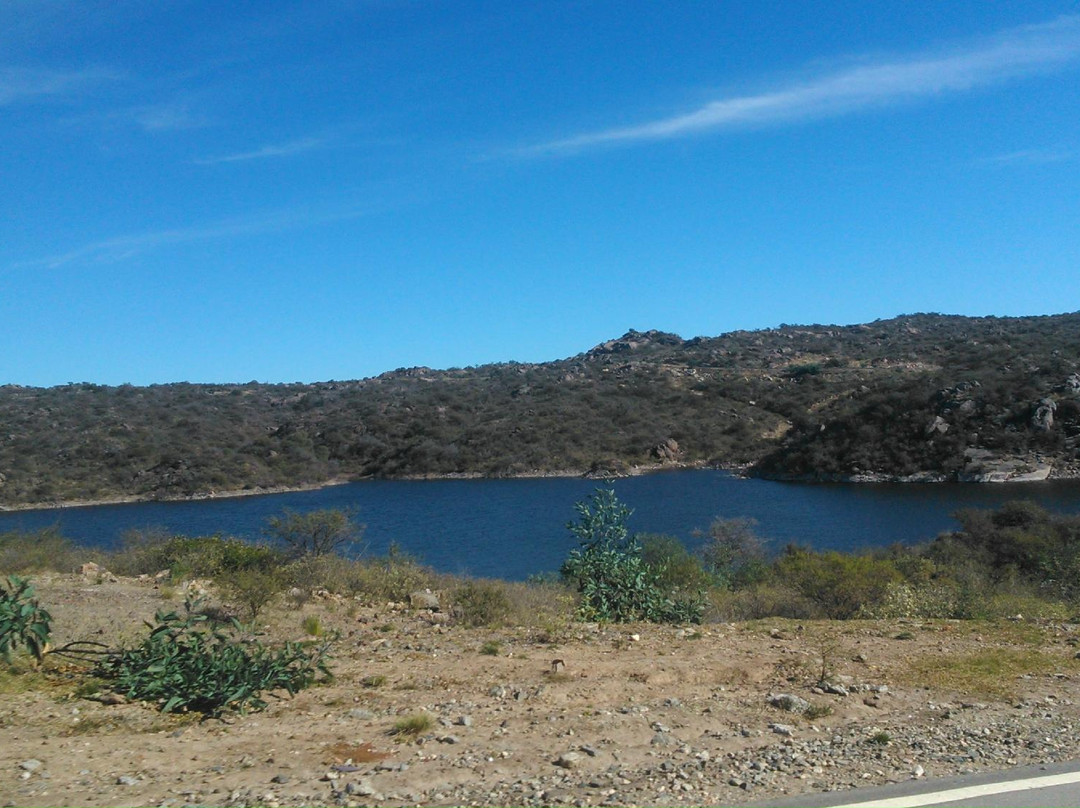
[2,573,1079,807]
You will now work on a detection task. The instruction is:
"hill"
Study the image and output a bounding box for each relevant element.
[2,312,1079,507]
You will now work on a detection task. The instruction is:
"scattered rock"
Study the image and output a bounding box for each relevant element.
[769,693,811,714]
[555,752,583,769]
[19,759,43,773]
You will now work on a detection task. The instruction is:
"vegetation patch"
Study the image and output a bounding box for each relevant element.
[903,648,1066,701]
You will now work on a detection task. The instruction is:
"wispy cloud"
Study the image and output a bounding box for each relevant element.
[8,192,407,273]
[193,136,328,165]
[128,101,208,131]
[524,15,1080,155]
[979,147,1073,166]
[0,65,119,106]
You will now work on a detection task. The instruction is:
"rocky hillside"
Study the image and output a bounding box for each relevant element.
[2,312,1079,506]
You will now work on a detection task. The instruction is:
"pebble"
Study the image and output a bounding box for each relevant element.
[18,760,43,773]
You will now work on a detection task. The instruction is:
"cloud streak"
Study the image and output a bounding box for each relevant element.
[980,147,1073,166]
[193,136,327,165]
[10,204,366,272]
[0,65,119,106]
[525,15,1080,155]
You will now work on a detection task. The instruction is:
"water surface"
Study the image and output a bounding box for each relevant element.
[3,471,1080,580]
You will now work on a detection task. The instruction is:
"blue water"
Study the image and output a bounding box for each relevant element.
[3,471,1080,580]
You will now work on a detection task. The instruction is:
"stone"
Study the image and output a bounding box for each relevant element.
[771,724,795,736]
[347,708,376,720]
[455,715,473,726]
[769,693,811,714]
[117,775,140,786]
[555,752,583,769]
[19,759,43,773]
[345,778,380,798]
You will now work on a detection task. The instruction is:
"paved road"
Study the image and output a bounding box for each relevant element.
[755,760,1080,807]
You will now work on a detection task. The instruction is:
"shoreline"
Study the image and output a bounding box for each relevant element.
[0,461,733,513]
[2,459,1078,514]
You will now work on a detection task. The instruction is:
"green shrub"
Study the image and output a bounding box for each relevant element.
[560,489,702,624]
[219,568,286,621]
[479,639,502,656]
[0,576,52,662]
[639,534,712,594]
[776,547,902,619]
[93,597,331,716]
[453,580,511,628]
[112,531,284,581]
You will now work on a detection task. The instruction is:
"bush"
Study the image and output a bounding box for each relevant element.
[776,548,902,619]
[453,580,511,628]
[93,597,331,716]
[111,531,284,581]
[0,576,52,662]
[0,528,83,574]
[639,534,712,594]
[560,489,702,624]
[698,517,770,589]
[264,508,363,559]
[219,568,286,621]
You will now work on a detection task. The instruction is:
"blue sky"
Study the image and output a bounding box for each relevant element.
[3,2,1079,387]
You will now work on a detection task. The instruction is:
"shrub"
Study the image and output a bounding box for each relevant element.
[639,534,712,594]
[264,508,363,559]
[560,489,702,624]
[698,517,770,589]
[219,568,286,621]
[111,532,284,580]
[93,597,331,716]
[0,576,52,662]
[776,547,902,619]
[453,580,511,628]
[0,528,81,574]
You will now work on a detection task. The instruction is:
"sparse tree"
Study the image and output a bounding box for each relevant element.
[264,508,363,559]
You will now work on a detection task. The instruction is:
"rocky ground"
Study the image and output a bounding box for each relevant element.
[3,574,1080,808]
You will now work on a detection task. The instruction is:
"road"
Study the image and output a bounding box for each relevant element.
[756,760,1080,807]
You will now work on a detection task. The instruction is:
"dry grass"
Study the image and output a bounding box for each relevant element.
[902,647,1071,701]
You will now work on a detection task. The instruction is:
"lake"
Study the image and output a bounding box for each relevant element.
[3,471,1080,580]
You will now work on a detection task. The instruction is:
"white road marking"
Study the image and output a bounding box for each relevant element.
[836,770,1080,807]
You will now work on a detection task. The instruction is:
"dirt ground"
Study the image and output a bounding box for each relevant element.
[3,573,1080,808]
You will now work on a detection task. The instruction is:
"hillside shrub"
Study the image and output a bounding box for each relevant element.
[698,517,770,589]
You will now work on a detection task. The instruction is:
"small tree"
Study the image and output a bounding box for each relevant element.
[264,508,363,559]
[560,489,701,624]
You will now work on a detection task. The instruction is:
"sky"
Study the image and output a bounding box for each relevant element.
[2,1,1079,387]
